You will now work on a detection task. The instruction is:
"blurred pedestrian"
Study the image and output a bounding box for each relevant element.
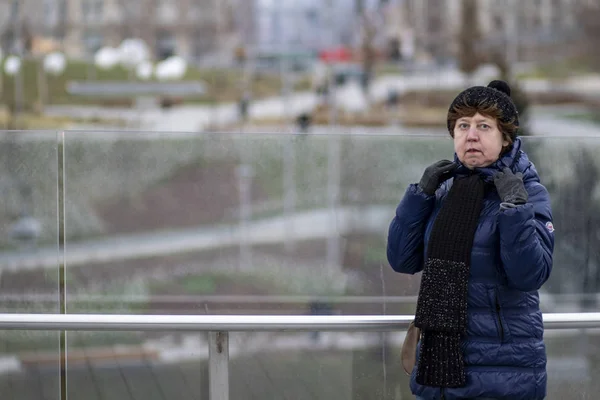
[238,92,250,122]
[296,113,312,133]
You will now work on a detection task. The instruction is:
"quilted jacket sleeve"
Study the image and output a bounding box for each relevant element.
[497,181,554,291]
[387,184,436,274]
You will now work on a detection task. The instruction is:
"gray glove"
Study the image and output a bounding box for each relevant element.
[493,167,528,205]
[418,160,458,196]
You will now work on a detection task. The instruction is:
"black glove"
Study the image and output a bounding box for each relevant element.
[418,160,458,196]
[493,167,528,205]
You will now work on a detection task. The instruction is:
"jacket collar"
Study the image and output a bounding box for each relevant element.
[453,137,522,183]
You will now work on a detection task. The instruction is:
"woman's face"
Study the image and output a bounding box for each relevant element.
[453,112,508,169]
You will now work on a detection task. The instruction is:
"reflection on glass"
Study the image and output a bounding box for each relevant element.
[55,132,600,316]
[61,132,454,319]
[0,131,60,316]
[2,129,600,398]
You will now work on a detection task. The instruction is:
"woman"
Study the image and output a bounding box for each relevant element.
[387,80,554,400]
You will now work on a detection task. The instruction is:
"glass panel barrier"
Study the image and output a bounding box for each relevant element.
[0,130,61,399]
[530,135,600,399]
[59,130,451,398]
[56,130,600,399]
[0,128,596,397]
[62,130,453,317]
[60,131,600,315]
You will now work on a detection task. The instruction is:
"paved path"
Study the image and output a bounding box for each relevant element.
[0,205,393,272]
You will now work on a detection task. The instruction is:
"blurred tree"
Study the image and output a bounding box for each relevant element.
[355,0,377,93]
[577,2,600,71]
[577,2,600,122]
[115,0,147,44]
[457,0,484,84]
[20,21,33,53]
[387,37,400,62]
[55,0,68,43]
[361,22,377,92]
[508,84,531,136]
[234,46,246,66]
[488,50,532,137]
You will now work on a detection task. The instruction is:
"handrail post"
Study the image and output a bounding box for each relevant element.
[209,331,229,400]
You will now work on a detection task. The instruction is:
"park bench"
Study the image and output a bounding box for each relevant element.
[66,80,207,109]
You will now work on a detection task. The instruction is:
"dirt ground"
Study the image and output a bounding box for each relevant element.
[96,161,270,234]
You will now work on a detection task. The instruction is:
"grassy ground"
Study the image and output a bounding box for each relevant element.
[562,111,600,125]
[374,63,403,76]
[0,58,311,111]
[515,59,595,81]
[0,108,125,129]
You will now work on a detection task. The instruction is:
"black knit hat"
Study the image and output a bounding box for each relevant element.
[447,80,519,138]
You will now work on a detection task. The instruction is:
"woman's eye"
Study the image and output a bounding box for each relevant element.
[459,123,469,129]
[479,124,490,129]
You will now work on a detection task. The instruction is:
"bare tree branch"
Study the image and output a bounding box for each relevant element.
[457,0,483,79]
[577,2,600,71]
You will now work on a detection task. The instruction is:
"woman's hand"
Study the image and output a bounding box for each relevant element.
[494,167,528,205]
[418,160,458,195]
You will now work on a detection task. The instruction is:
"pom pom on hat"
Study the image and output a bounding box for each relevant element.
[487,80,511,97]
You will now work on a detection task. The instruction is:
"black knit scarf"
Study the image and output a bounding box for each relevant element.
[414,174,485,388]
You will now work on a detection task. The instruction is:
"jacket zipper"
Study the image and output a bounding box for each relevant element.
[440,388,445,399]
[495,292,505,341]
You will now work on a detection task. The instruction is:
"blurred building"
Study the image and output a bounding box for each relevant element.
[382,0,586,65]
[0,0,590,66]
[0,0,257,64]
[255,0,357,54]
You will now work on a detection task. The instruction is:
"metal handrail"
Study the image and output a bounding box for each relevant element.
[2,312,600,400]
[1,313,600,331]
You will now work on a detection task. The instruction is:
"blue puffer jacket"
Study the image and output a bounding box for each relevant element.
[387,138,554,400]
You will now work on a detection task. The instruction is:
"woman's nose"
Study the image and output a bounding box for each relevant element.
[467,128,479,140]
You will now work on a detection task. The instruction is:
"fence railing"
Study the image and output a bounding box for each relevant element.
[1,313,600,400]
